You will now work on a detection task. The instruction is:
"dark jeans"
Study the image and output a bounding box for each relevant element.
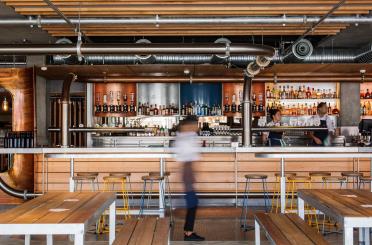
[183,162,198,232]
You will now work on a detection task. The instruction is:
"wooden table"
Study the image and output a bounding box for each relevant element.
[0,192,116,245]
[297,189,372,245]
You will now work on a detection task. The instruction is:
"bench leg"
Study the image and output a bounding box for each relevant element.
[255,220,260,245]
[46,234,53,245]
[109,201,116,245]
[344,226,353,245]
[24,235,30,245]
[74,233,84,245]
[298,197,305,219]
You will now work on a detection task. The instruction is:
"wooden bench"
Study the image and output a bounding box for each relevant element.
[254,213,329,245]
[113,217,170,245]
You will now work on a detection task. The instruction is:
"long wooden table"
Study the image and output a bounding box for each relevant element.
[0,192,116,245]
[297,189,372,245]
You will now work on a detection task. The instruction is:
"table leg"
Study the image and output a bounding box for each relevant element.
[280,158,286,214]
[255,220,260,245]
[74,233,84,245]
[159,158,165,218]
[343,226,353,245]
[359,228,364,243]
[24,235,30,245]
[298,197,305,219]
[363,228,370,245]
[69,158,75,192]
[109,201,116,245]
[46,234,53,245]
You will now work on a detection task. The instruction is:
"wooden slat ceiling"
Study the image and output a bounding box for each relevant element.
[2,0,372,36]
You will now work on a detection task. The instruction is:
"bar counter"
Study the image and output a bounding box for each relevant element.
[1,146,362,200]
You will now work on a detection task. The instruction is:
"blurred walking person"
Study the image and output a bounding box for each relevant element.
[174,116,205,241]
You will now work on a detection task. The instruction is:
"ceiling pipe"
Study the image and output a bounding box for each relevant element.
[85,76,244,83]
[0,43,275,57]
[2,16,372,26]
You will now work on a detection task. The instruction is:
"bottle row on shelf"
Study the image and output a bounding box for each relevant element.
[95,92,136,113]
[361,101,372,116]
[137,103,179,116]
[268,102,339,116]
[265,85,338,100]
[361,89,372,99]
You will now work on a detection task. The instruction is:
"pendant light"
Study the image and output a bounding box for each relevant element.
[2,97,8,112]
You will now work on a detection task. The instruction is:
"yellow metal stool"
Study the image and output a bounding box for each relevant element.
[271,172,297,213]
[97,175,131,234]
[287,175,319,232]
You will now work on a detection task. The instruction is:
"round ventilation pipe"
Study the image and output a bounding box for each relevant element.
[292,39,314,60]
[212,37,232,63]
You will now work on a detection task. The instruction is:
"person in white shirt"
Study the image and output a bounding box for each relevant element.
[309,102,335,146]
[173,116,205,241]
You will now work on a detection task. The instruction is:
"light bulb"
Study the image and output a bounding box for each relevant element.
[2,97,8,112]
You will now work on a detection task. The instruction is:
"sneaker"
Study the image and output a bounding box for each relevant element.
[184,233,205,241]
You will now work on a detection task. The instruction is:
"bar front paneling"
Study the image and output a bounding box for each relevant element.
[34,153,372,193]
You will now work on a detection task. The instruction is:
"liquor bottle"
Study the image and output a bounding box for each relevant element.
[231,94,237,113]
[365,89,371,99]
[297,86,303,99]
[286,85,290,98]
[361,103,365,115]
[138,102,142,115]
[312,103,317,115]
[102,94,108,112]
[278,86,282,99]
[95,93,102,113]
[289,86,294,99]
[281,86,286,99]
[116,91,121,112]
[327,103,332,114]
[252,101,257,112]
[306,87,311,99]
[266,86,271,98]
[130,101,136,113]
[311,88,317,99]
[149,104,154,116]
[154,104,159,115]
[361,89,366,99]
[258,102,264,112]
[109,91,115,112]
[224,95,230,113]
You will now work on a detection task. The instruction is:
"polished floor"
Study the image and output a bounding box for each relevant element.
[0,207,360,244]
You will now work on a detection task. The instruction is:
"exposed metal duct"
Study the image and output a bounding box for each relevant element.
[0,177,41,199]
[355,43,372,63]
[61,73,78,148]
[2,16,372,26]
[242,75,252,147]
[0,43,275,57]
[52,50,358,65]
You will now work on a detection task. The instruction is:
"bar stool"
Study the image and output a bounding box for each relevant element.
[97,175,131,234]
[359,176,372,189]
[109,172,133,201]
[271,172,297,213]
[322,176,347,189]
[287,175,319,231]
[139,174,173,223]
[341,172,363,189]
[240,174,269,231]
[72,172,99,191]
[148,172,173,212]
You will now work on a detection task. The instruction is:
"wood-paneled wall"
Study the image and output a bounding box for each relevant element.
[34,153,371,193]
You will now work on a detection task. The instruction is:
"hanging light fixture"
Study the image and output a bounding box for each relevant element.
[2,97,8,112]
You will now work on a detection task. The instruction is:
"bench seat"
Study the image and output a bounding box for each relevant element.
[113,217,170,245]
[254,213,329,245]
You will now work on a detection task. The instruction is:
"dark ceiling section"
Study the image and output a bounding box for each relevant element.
[0,3,53,44]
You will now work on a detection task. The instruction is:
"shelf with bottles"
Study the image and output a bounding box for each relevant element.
[265,83,339,101]
[137,103,179,116]
[94,83,137,117]
[267,101,340,117]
